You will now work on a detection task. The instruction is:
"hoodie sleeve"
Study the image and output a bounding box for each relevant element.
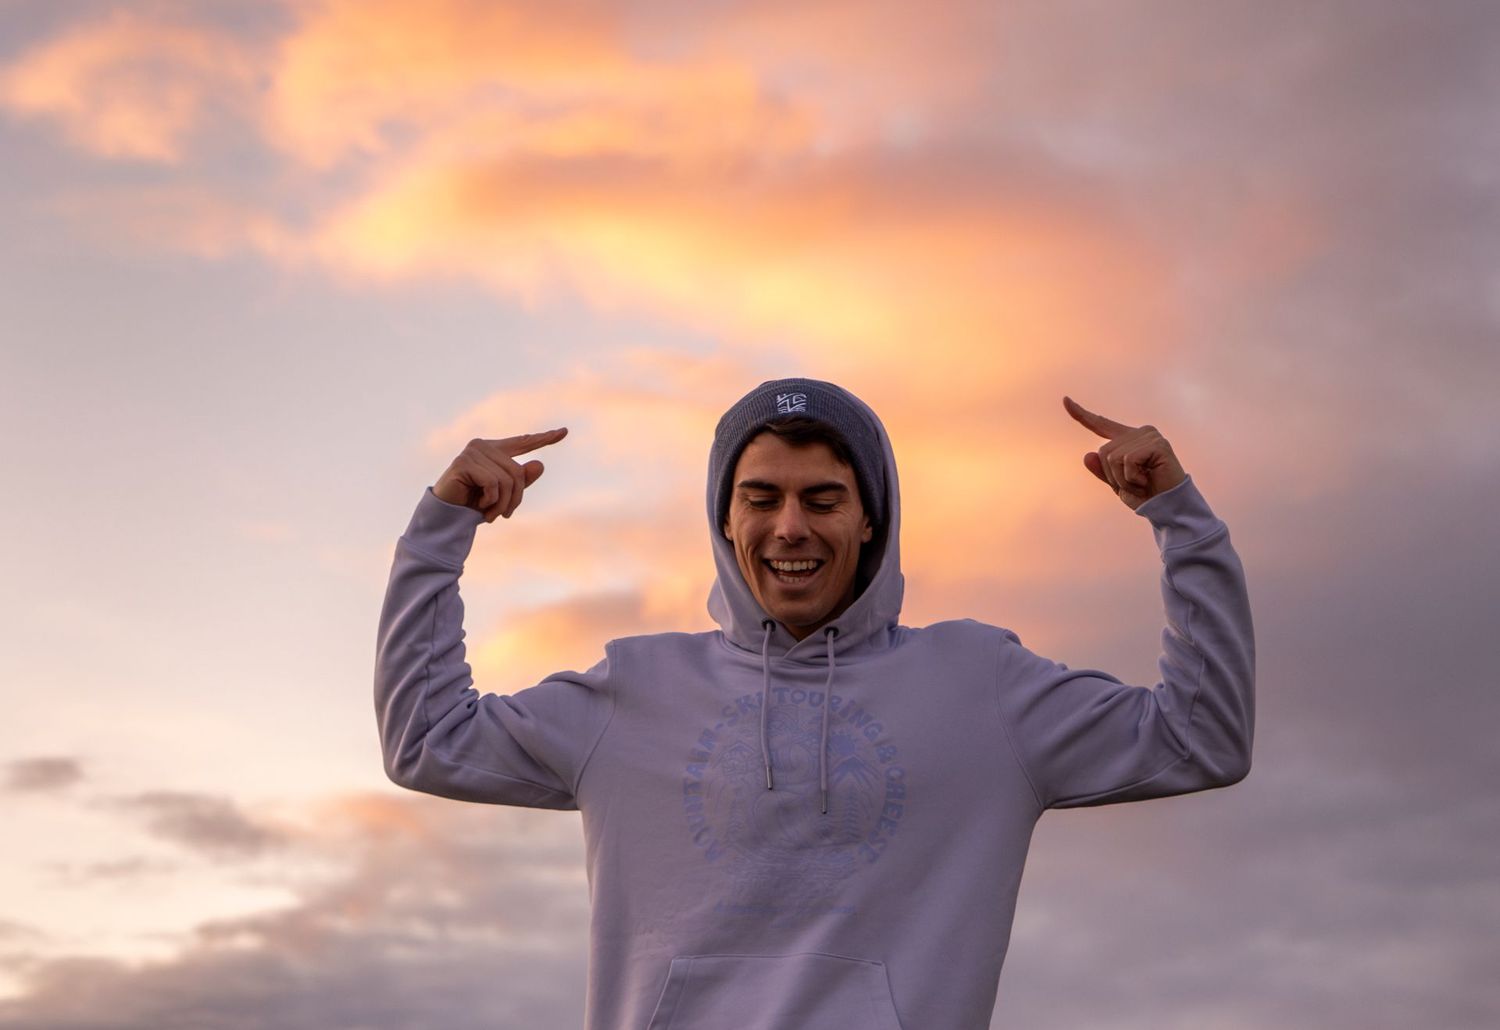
[993,474,1255,810]
[373,486,617,810]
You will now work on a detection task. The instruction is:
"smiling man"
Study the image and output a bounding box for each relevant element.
[722,419,873,642]
[374,376,1256,1029]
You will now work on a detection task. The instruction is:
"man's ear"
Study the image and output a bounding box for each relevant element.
[722,519,733,541]
[861,516,873,544]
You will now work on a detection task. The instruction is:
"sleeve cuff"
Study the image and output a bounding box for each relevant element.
[400,486,485,568]
[1133,474,1226,553]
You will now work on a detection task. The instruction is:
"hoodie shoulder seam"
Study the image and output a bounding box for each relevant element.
[988,623,1047,812]
[571,639,620,798]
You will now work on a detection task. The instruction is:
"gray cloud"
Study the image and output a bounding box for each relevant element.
[5,757,83,793]
[0,921,47,990]
[0,921,43,943]
[976,443,1500,1029]
[104,791,288,861]
[998,765,1500,1029]
[42,856,179,886]
[0,794,591,1030]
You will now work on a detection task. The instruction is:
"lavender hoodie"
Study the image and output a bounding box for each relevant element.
[374,389,1255,1029]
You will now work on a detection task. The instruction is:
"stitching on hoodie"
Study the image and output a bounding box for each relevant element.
[989,628,1046,812]
[1050,562,1210,808]
[1051,748,1187,807]
[1143,562,1197,763]
[1175,563,1209,770]
[672,950,888,965]
[400,535,464,572]
[424,727,576,798]
[416,580,574,801]
[571,639,620,799]
[415,586,440,750]
[1161,521,1228,557]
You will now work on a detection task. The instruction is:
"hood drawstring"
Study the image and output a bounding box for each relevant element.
[820,625,838,815]
[759,620,775,790]
[757,620,841,816]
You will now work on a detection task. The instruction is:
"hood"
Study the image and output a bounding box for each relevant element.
[706,378,905,658]
[704,378,904,813]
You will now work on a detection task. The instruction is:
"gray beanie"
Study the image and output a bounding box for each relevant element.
[710,377,887,534]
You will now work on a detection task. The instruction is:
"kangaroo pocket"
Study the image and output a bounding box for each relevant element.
[645,951,904,1030]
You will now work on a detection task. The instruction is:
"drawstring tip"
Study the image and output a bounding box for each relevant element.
[765,769,774,790]
[821,788,828,814]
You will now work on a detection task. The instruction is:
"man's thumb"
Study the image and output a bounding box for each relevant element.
[1082,452,1108,483]
[522,459,546,487]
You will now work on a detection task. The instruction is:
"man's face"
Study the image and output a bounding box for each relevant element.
[722,431,873,641]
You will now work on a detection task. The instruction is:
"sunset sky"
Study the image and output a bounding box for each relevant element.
[2,1,1497,1026]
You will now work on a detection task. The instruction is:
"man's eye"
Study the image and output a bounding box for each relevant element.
[746,498,777,510]
[807,503,836,513]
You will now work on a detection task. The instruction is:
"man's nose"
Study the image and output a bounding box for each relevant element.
[774,503,810,541]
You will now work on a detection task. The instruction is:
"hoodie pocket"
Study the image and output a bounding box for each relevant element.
[645,951,903,1030]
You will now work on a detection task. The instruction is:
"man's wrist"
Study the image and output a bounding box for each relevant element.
[1135,475,1225,553]
[401,486,485,567]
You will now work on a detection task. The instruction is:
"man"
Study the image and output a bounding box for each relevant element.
[374,377,1255,1029]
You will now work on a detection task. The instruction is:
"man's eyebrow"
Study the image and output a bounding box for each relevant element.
[735,479,850,495]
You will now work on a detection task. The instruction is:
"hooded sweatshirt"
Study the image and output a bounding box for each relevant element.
[374,383,1255,1030]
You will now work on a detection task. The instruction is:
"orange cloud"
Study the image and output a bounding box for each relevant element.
[253,2,1170,392]
[265,0,816,168]
[299,792,436,849]
[312,144,1166,392]
[4,2,1174,405]
[0,11,254,162]
[469,591,682,693]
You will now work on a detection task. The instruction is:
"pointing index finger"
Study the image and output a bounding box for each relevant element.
[1062,396,1134,439]
[500,426,569,456]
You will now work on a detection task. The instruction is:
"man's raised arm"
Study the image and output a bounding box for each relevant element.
[373,429,617,809]
[991,400,1255,809]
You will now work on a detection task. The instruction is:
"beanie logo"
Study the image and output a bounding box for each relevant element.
[775,392,808,414]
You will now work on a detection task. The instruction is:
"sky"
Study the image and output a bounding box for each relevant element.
[1,0,1497,1026]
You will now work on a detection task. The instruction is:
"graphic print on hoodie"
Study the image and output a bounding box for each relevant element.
[680,664,907,924]
[375,379,1255,1030]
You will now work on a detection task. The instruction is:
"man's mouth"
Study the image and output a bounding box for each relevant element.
[764,558,824,584]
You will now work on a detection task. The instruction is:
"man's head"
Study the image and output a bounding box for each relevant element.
[709,379,889,640]
[722,418,873,640]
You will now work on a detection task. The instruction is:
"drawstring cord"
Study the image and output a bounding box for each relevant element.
[820,625,838,815]
[760,620,775,790]
[758,620,840,816]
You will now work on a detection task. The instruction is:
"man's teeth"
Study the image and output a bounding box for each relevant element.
[768,559,820,572]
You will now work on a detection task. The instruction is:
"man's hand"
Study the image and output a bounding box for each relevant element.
[1063,397,1186,512]
[433,428,569,523]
